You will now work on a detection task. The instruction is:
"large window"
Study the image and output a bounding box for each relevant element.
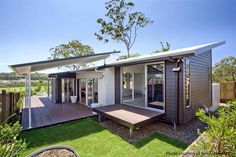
[184,59,191,108]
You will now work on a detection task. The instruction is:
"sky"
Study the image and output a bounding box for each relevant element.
[0,0,235,73]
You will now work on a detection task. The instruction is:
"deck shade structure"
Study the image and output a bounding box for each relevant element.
[9,51,120,129]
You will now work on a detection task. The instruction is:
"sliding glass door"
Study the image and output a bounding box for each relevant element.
[61,78,74,103]
[79,78,98,106]
[122,73,133,102]
[79,78,86,105]
[146,63,165,111]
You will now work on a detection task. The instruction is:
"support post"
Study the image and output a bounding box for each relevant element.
[129,128,133,137]
[47,78,50,98]
[98,114,101,123]
[25,73,32,129]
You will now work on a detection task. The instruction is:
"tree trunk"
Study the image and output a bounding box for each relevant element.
[127,48,130,58]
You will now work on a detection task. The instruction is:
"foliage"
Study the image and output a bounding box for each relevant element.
[213,56,236,82]
[35,80,44,93]
[196,100,236,156]
[21,119,187,157]
[48,40,94,70]
[153,42,171,53]
[0,81,47,88]
[16,91,25,112]
[95,0,153,58]
[0,72,47,81]
[0,119,26,157]
[0,86,47,93]
[116,53,140,61]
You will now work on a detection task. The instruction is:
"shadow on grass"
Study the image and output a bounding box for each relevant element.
[21,119,104,149]
[134,132,188,149]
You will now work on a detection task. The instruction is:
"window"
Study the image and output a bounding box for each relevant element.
[208,64,212,99]
[184,59,191,108]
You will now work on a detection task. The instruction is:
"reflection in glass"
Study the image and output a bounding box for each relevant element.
[122,73,133,101]
[147,63,164,110]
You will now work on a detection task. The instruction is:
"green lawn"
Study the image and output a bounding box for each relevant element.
[21,119,187,157]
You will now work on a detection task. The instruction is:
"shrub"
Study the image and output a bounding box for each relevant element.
[196,100,236,156]
[0,118,26,157]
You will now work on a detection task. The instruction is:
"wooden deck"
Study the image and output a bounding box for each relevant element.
[93,104,164,135]
[22,96,95,130]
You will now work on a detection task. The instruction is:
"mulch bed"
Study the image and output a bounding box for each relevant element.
[36,148,77,157]
[99,118,206,144]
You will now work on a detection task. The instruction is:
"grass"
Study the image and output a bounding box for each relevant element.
[0,86,47,93]
[21,119,188,157]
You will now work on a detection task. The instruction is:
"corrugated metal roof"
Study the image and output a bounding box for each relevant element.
[103,41,225,67]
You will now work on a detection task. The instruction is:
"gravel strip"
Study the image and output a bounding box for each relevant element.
[100,118,206,144]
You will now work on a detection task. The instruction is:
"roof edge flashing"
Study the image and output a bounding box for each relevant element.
[194,41,225,55]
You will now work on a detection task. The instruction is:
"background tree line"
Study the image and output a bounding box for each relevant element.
[0,72,47,80]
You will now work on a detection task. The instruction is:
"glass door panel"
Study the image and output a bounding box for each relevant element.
[79,78,86,105]
[62,78,74,103]
[87,79,93,107]
[122,73,133,101]
[147,63,164,110]
[61,79,65,103]
[93,78,98,103]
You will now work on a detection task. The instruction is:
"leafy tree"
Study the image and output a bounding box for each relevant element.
[153,42,171,53]
[35,79,44,93]
[213,56,236,82]
[95,0,153,58]
[48,40,94,70]
[196,100,236,156]
[116,53,140,61]
[0,118,26,157]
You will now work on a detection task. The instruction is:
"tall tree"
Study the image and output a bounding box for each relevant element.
[48,40,94,70]
[95,0,153,58]
[153,42,171,53]
[213,56,236,82]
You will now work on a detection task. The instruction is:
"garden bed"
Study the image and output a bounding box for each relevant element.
[28,145,79,157]
[100,117,206,144]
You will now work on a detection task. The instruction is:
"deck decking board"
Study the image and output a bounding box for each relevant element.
[93,104,164,131]
[22,96,95,130]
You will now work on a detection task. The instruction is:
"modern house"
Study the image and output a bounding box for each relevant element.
[47,41,224,125]
[9,41,225,131]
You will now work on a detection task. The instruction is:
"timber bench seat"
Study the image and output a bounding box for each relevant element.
[93,104,164,136]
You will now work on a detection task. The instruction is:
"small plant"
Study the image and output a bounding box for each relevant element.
[196,100,236,156]
[0,116,26,157]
